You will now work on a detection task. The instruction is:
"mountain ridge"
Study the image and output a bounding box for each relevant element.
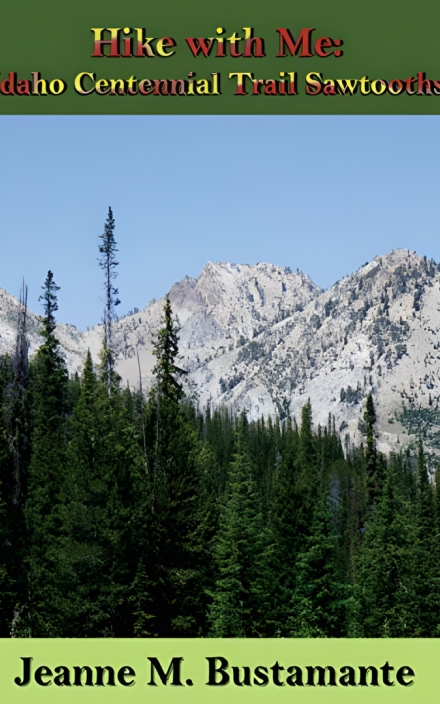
[1,249,440,457]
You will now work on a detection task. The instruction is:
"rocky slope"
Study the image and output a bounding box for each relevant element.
[1,249,440,456]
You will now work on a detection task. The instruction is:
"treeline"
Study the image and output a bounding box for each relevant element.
[0,277,440,637]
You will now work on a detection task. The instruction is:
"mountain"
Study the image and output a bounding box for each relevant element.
[1,249,439,456]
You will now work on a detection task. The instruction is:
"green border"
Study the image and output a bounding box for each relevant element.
[1,0,440,113]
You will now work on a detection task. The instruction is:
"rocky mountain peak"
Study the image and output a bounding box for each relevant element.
[1,248,440,457]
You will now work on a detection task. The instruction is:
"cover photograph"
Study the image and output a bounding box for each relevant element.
[0,0,439,700]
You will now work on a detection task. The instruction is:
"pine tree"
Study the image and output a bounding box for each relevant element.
[435,465,440,531]
[289,493,344,637]
[152,296,186,403]
[204,406,235,495]
[294,400,319,548]
[414,441,440,635]
[28,271,67,501]
[98,207,121,391]
[336,443,366,626]
[148,296,186,478]
[289,405,344,637]
[52,350,144,636]
[208,420,264,637]
[364,393,379,506]
[141,298,214,636]
[299,399,315,477]
[25,271,68,636]
[355,459,417,637]
[264,416,301,635]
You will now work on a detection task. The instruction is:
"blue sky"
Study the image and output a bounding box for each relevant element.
[0,115,438,330]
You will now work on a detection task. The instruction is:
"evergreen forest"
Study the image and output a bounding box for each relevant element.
[0,209,439,638]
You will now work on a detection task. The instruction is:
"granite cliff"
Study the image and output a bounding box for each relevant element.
[1,249,439,456]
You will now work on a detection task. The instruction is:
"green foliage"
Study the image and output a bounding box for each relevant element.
[98,207,121,387]
[152,297,187,403]
[1,288,439,637]
[340,383,362,405]
[208,420,264,637]
[38,270,59,336]
[289,495,344,637]
[310,314,321,330]
[47,350,142,636]
[398,406,440,448]
[413,442,440,635]
[24,272,69,635]
[324,299,337,318]
[237,340,265,363]
[393,265,408,292]
[364,393,379,505]
[354,461,418,636]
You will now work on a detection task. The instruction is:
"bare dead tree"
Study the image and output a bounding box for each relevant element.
[13,281,29,389]
[5,280,29,505]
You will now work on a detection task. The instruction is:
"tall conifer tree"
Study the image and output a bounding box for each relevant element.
[98,207,121,391]
[356,458,417,636]
[415,441,440,635]
[208,419,264,637]
[54,350,142,636]
[143,297,213,636]
[25,271,68,636]
[364,393,379,506]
